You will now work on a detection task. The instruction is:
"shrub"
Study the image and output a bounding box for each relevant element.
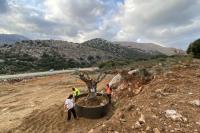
[187,39,200,58]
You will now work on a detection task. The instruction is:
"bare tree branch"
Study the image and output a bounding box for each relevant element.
[85,72,90,79]
[96,73,106,83]
[77,72,106,99]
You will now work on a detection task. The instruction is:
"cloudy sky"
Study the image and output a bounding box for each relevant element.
[0,0,200,49]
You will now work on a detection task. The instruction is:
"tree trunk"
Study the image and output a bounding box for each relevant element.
[85,80,98,100]
[78,72,106,100]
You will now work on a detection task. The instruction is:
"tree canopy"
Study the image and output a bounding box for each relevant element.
[187,39,200,58]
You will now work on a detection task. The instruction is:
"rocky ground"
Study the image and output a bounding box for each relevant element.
[0,59,199,133]
[90,60,200,133]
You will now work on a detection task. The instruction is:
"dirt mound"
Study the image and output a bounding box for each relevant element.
[8,104,67,133]
[8,103,110,133]
[88,64,200,133]
[112,69,152,101]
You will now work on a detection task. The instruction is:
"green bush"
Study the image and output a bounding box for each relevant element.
[187,39,200,58]
[98,60,129,69]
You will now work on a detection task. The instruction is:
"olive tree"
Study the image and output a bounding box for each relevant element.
[78,72,106,99]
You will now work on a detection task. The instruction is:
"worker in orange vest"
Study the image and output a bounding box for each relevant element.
[105,84,112,104]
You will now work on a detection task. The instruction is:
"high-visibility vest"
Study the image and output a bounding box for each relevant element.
[106,86,111,94]
[73,88,80,96]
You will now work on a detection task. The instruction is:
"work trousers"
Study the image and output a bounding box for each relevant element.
[107,94,111,104]
[67,108,77,121]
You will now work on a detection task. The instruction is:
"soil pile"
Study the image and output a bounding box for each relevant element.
[76,95,108,107]
[89,61,200,133]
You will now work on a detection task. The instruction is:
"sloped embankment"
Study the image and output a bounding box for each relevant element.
[91,63,200,133]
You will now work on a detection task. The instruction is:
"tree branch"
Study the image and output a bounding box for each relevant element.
[79,72,94,83]
[96,73,106,83]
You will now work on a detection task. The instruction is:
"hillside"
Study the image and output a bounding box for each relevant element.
[0,39,165,74]
[0,34,29,45]
[82,38,155,59]
[116,41,185,56]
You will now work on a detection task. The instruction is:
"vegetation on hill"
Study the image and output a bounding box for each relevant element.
[98,55,189,71]
[187,38,200,58]
[0,39,184,74]
[82,38,163,59]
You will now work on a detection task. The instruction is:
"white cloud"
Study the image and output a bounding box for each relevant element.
[113,0,200,49]
[0,0,200,49]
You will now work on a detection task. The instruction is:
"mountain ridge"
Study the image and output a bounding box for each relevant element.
[0,34,29,45]
[115,41,185,56]
[0,37,186,74]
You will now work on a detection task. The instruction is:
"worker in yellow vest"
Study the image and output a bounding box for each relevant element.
[72,87,80,97]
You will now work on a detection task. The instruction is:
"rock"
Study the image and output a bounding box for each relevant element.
[95,122,102,127]
[128,69,139,75]
[165,110,183,121]
[119,113,125,119]
[196,121,200,125]
[182,117,187,122]
[153,128,160,133]
[146,126,151,131]
[174,128,181,132]
[134,86,143,94]
[139,114,145,124]
[126,104,135,111]
[155,89,162,93]
[170,129,175,132]
[188,92,193,95]
[133,121,142,129]
[100,103,104,106]
[108,127,113,131]
[190,100,200,107]
[120,118,126,122]
[152,115,158,119]
[136,107,140,111]
[88,129,94,133]
[109,74,122,89]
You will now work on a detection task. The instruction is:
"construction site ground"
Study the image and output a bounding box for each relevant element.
[0,60,200,133]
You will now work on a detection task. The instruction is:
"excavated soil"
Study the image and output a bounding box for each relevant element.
[0,60,200,133]
[76,95,108,107]
[0,73,113,133]
[91,61,200,133]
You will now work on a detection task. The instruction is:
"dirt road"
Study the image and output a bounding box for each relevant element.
[0,67,99,81]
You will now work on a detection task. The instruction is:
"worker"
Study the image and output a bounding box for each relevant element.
[105,84,112,104]
[72,87,80,102]
[64,94,77,121]
[72,87,80,97]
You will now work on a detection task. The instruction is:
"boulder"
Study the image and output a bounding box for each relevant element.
[109,74,122,89]
[190,100,200,107]
[165,110,186,121]
[153,128,160,133]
